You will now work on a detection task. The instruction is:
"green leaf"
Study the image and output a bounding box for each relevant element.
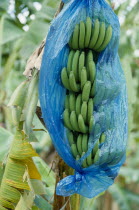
[0,1,9,12]
[34,195,52,210]
[124,190,139,205]
[15,192,34,210]
[20,20,49,59]
[119,167,139,183]
[2,19,24,45]
[31,206,40,210]
[80,196,95,210]
[29,179,46,195]
[36,5,55,21]
[0,15,5,71]
[121,55,135,133]
[0,164,4,185]
[1,39,24,89]
[33,157,55,187]
[124,2,139,26]
[0,127,13,162]
[108,184,130,210]
[80,191,104,210]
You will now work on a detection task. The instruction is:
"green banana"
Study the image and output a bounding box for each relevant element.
[97,25,112,52]
[82,134,88,152]
[67,130,75,145]
[82,81,91,101]
[70,111,80,132]
[79,21,85,49]
[69,71,80,92]
[87,98,94,123]
[87,152,93,166]
[69,93,76,112]
[87,50,93,63]
[81,67,87,90]
[92,140,99,157]
[77,134,83,155]
[86,50,93,78]
[63,109,72,130]
[69,35,73,48]
[61,67,71,90]
[89,116,94,133]
[100,133,106,144]
[72,24,80,50]
[72,50,80,81]
[67,50,75,74]
[93,22,106,50]
[76,94,82,115]
[88,60,96,83]
[89,19,100,49]
[94,150,100,163]
[71,144,79,158]
[81,101,87,122]
[85,17,92,48]
[79,52,85,80]
[90,82,95,97]
[82,152,88,168]
[78,114,88,133]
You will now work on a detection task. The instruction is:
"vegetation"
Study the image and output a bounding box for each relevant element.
[0,0,139,209]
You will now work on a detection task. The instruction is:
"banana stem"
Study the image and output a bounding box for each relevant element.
[67,167,80,210]
[53,154,80,210]
[70,194,80,210]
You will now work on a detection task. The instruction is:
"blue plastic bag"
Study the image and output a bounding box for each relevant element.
[39,0,128,198]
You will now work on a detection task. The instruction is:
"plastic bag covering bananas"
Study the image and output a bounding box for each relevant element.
[39,0,128,198]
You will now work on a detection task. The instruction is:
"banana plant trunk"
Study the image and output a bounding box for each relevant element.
[53,153,80,210]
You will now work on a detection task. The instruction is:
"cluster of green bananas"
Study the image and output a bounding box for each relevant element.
[67,131,106,167]
[69,17,112,52]
[61,17,112,168]
[61,50,105,167]
[61,50,95,134]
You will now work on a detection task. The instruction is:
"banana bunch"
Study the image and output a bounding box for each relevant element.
[61,17,111,168]
[61,51,105,167]
[69,17,112,52]
[61,50,95,133]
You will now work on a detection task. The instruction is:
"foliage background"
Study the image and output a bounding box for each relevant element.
[0,0,139,209]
